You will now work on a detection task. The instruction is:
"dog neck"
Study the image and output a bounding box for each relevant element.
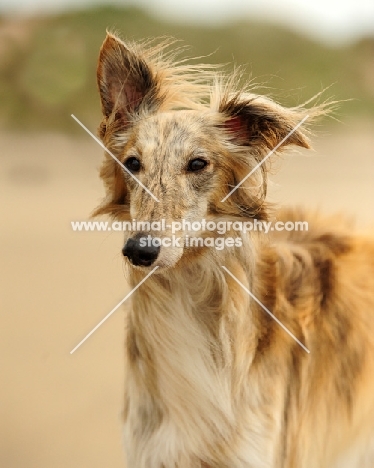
[122,245,268,466]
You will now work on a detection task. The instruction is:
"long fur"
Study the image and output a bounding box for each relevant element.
[94,33,374,468]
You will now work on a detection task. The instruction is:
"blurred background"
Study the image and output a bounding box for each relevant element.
[1,1,373,467]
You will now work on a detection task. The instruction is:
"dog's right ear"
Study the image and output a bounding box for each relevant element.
[97,33,160,132]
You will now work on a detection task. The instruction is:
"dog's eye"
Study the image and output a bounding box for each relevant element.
[187,158,208,172]
[125,157,141,173]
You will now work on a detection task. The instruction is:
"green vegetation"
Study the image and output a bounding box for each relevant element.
[0,5,373,132]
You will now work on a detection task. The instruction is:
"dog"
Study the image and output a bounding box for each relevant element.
[94,32,374,468]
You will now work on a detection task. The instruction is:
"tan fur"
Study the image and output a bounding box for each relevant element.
[94,33,374,467]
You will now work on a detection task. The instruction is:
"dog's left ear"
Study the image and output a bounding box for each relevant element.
[219,93,310,150]
[213,93,313,219]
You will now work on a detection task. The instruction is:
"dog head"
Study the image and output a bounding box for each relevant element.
[94,33,317,270]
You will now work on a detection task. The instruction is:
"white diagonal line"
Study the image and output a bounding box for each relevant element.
[221,115,309,202]
[70,266,159,354]
[71,114,159,202]
[221,266,310,353]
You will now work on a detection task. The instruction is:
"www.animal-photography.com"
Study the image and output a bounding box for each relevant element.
[1,1,374,467]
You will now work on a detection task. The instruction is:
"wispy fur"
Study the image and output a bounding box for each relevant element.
[94,33,374,468]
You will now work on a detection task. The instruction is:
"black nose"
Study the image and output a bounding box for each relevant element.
[122,233,160,266]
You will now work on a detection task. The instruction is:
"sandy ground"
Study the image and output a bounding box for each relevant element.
[1,120,374,468]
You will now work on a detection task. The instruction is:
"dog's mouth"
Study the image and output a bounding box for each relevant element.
[122,233,184,270]
[123,255,181,272]
[122,235,160,267]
